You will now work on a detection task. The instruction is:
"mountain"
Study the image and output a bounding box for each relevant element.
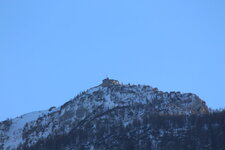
[0,78,224,150]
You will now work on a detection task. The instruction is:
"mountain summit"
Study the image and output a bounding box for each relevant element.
[1,79,224,150]
[101,78,120,87]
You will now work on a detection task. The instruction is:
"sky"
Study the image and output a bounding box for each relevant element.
[0,0,225,121]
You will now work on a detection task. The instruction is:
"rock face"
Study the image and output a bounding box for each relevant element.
[0,78,217,150]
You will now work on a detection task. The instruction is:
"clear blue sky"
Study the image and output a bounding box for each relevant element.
[0,0,225,121]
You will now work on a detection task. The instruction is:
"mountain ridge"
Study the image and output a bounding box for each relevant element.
[0,78,211,150]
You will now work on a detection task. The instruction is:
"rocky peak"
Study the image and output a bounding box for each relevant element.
[0,79,210,150]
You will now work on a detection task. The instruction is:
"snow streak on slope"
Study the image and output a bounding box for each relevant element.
[3,111,48,150]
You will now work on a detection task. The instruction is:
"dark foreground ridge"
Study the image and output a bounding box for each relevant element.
[0,78,224,150]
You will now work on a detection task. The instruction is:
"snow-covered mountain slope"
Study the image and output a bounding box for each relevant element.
[0,111,48,150]
[0,78,209,150]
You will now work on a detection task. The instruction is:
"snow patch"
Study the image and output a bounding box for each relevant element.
[4,110,48,150]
